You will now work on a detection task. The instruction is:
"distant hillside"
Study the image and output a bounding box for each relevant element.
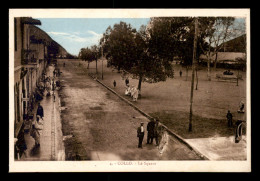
[30,25,69,57]
[219,34,246,52]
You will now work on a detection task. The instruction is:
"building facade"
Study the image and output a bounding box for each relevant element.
[14,17,48,138]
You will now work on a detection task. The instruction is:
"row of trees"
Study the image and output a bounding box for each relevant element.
[79,46,99,70]
[79,17,243,91]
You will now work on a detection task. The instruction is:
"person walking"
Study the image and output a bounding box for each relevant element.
[137,122,145,148]
[132,88,139,102]
[30,123,41,147]
[179,70,182,77]
[53,92,56,102]
[125,77,129,86]
[238,101,245,113]
[146,119,155,144]
[154,119,160,146]
[52,78,56,91]
[36,102,44,119]
[113,80,117,88]
[15,126,27,159]
[226,110,233,127]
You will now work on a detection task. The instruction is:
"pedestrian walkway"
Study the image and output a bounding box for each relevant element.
[185,136,247,160]
[21,65,65,161]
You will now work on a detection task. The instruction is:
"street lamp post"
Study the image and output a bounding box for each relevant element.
[189,18,199,132]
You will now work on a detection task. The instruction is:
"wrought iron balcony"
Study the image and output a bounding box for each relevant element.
[21,58,37,64]
[21,58,38,67]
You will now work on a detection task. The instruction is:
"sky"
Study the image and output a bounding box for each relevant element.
[37,18,150,56]
[36,18,245,56]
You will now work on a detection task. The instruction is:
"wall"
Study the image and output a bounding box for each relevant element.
[14,18,22,68]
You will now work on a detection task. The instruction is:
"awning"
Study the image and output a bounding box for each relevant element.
[21,17,41,25]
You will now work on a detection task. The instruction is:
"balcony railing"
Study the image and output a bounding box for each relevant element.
[21,58,37,65]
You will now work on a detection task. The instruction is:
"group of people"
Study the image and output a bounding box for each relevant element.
[125,85,139,102]
[30,103,44,147]
[137,119,160,149]
[113,77,139,102]
[43,66,61,101]
[15,65,61,160]
[124,76,139,101]
[29,66,58,149]
[30,65,59,146]
[14,102,45,159]
[53,65,61,77]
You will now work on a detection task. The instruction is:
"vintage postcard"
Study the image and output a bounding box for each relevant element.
[9,8,251,172]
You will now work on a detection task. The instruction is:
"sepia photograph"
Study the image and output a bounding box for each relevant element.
[9,9,250,172]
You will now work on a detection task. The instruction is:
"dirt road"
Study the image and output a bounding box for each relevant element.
[57,60,201,160]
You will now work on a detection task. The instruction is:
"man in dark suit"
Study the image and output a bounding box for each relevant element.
[137,122,145,148]
[226,110,233,127]
[113,80,116,88]
[125,78,129,86]
[36,102,44,119]
[154,119,160,146]
[147,119,155,144]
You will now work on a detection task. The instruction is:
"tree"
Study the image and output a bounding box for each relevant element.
[100,20,176,94]
[90,45,100,74]
[148,17,204,89]
[198,17,215,81]
[212,18,235,70]
[130,24,175,93]
[101,22,137,72]
[198,17,235,80]
[78,47,94,69]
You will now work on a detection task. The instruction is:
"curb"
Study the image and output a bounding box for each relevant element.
[88,73,209,160]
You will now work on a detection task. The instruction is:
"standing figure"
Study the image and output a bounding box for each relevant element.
[57,68,60,77]
[30,123,41,146]
[238,101,245,113]
[125,77,129,86]
[179,70,182,77]
[132,88,139,102]
[15,126,27,159]
[154,119,160,146]
[36,102,44,119]
[125,85,131,96]
[226,110,233,127]
[53,69,56,77]
[53,92,56,102]
[137,122,145,148]
[146,119,155,144]
[130,85,135,97]
[46,81,51,96]
[52,79,55,91]
[63,62,66,67]
[113,80,116,88]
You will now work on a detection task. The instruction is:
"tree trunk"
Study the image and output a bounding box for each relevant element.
[195,68,198,90]
[185,66,189,81]
[207,58,211,81]
[138,76,142,96]
[213,52,218,72]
